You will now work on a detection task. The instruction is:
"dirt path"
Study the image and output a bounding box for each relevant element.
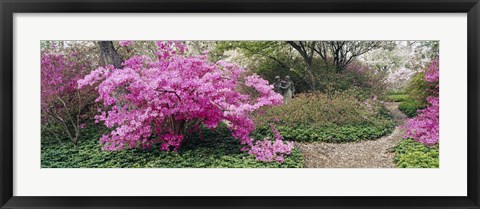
[295,102,408,168]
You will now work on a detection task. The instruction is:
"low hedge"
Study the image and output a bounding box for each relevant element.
[394,138,439,168]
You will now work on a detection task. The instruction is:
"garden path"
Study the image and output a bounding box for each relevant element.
[295,102,408,168]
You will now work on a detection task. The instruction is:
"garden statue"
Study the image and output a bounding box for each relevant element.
[273,76,282,94]
[280,75,295,104]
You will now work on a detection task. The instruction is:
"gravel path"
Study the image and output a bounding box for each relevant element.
[295,102,407,168]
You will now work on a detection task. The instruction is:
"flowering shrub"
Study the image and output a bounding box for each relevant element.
[386,67,415,91]
[404,97,439,145]
[41,47,97,144]
[249,139,294,163]
[78,41,284,154]
[404,59,439,145]
[42,53,79,109]
[424,59,439,83]
[249,124,294,162]
[119,41,133,47]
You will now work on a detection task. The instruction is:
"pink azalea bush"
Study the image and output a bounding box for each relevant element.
[404,59,439,145]
[41,49,97,144]
[78,41,289,157]
[41,53,79,110]
[424,59,439,83]
[404,96,439,145]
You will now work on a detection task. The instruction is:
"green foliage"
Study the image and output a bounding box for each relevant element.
[41,122,68,143]
[386,91,406,95]
[406,72,434,104]
[211,41,388,97]
[398,66,439,118]
[254,59,309,94]
[275,123,395,143]
[398,98,426,118]
[211,41,313,93]
[41,125,304,168]
[394,138,439,168]
[254,92,396,142]
[318,70,384,100]
[256,92,393,128]
[385,93,409,102]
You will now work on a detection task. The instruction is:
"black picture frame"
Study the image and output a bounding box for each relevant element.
[1,0,479,208]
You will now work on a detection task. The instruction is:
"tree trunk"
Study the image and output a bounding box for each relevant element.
[98,41,123,68]
[305,65,316,91]
[287,41,318,91]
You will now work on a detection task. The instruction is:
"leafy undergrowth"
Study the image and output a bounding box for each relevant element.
[41,126,304,168]
[394,138,439,168]
[398,98,426,118]
[275,122,395,143]
[254,93,396,143]
[385,92,409,102]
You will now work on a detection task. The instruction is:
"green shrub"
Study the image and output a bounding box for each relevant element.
[318,67,387,101]
[406,71,435,103]
[257,92,381,128]
[387,91,407,95]
[394,138,439,168]
[398,98,426,118]
[398,69,436,118]
[254,92,396,142]
[386,94,409,102]
[41,126,304,168]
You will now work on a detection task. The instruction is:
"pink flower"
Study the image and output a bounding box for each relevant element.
[404,96,439,145]
[404,60,439,146]
[248,124,293,163]
[249,138,294,163]
[119,41,133,47]
[425,59,439,83]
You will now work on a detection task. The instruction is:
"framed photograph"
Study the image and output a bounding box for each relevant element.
[1,0,479,208]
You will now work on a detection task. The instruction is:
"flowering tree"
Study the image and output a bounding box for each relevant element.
[78,41,286,155]
[404,59,439,145]
[41,42,98,144]
[360,41,435,91]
